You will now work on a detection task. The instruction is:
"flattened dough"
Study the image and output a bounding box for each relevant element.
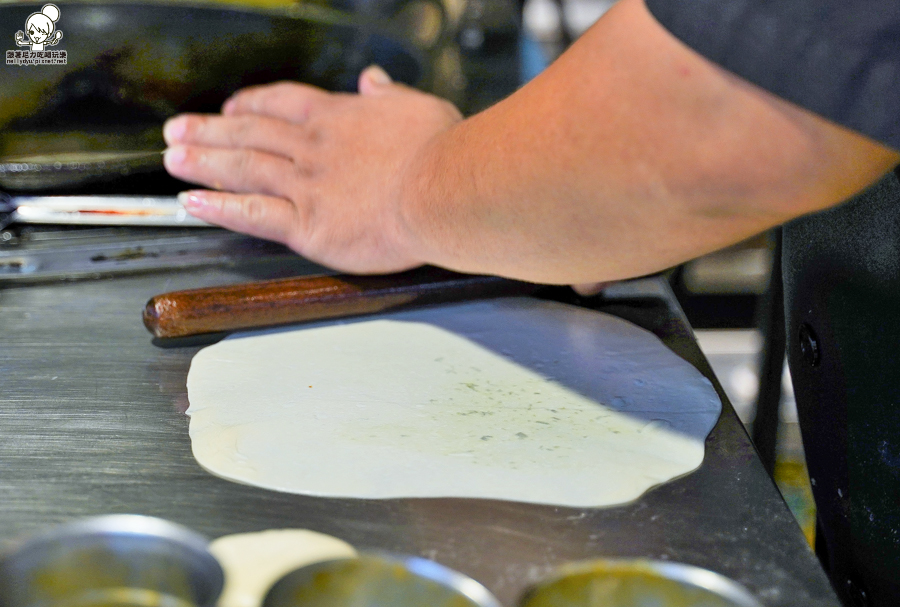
[210,529,356,607]
[187,298,721,507]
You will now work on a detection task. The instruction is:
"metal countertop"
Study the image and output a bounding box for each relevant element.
[0,264,839,606]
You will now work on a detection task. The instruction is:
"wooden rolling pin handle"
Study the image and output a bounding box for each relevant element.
[143,266,539,339]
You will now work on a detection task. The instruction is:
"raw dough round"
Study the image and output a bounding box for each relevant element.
[187,298,721,507]
[210,529,356,607]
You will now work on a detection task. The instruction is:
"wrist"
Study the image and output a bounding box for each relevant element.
[393,122,462,271]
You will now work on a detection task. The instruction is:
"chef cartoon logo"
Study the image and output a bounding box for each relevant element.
[6,4,67,65]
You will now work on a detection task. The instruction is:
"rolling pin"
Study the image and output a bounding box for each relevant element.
[143,266,540,339]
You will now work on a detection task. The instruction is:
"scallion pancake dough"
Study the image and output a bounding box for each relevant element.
[186,298,722,508]
[210,529,356,607]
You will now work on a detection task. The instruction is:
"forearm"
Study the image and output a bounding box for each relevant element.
[399,0,900,284]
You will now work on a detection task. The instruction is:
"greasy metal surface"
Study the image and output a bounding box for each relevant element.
[0,228,320,282]
[0,269,839,606]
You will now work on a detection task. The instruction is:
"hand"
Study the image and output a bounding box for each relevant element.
[163,66,462,274]
[15,31,24,44]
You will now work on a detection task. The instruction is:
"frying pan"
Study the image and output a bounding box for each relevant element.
[0,0,442,193]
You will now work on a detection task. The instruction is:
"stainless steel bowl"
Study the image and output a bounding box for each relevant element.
[518,559,764,607]
[262,553,502,607]
[0,515,224,607]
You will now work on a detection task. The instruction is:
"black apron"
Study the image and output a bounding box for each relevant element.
[784,167,900,607]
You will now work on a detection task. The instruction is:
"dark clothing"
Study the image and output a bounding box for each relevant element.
[644,0,900,150]
[784,171,900,607]
[644,1,900,605]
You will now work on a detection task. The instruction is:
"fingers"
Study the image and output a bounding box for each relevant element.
[358,65,393,96]
[179,190,302,245]
[165,67,412,157]
[571,282,611,297]
[164,145,306,198]
[163,114,318,159]
[358,65,425,99]
[222,81,335,122]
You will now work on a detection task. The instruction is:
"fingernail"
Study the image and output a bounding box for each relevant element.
[163,146,187,169]
[178,191,208,209]
[363,65,392,85]
[222,97,236,114]
[163,145,187,172]
[163,117,187,143]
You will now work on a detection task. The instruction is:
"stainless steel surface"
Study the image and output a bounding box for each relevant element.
[0,269,840,607]
[0,514,223,607]
[518,559,763,607]
[9,196,212,228]
[0,228,321,282]
[263,553,502,607]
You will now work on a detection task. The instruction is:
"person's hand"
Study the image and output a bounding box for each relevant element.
[163,66,462,274]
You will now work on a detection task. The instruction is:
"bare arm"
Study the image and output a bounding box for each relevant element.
[163,0,899,284]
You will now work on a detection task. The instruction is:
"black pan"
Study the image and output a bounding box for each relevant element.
[0,0,439,192]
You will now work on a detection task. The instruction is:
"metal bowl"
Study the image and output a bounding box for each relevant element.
[518,559,764,607]
[0,515,224,607]
[262,553,501,607]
